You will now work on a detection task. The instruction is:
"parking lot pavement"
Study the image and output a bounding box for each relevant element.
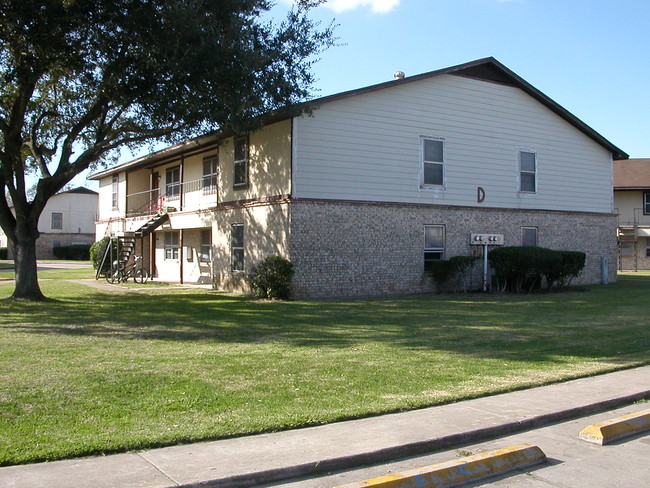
[262,402,650,488]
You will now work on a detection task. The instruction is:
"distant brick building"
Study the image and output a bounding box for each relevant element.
[614,159,650,270]
[1,187,98,259]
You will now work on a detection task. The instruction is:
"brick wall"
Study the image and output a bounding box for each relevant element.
[288,200,618,298]
[32,232,95,260]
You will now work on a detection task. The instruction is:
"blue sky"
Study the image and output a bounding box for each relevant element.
[78,0,649,188]
[276,0,649,158]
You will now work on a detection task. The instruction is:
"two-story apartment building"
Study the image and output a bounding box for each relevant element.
[1,187,98,259]
[614,158,650,270]
[90,57,627,297]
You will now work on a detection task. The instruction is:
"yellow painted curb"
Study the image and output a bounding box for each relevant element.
[334,443,546,488]
[579,408,650,445]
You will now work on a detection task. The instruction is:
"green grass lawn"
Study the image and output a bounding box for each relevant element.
[0,274,649,466]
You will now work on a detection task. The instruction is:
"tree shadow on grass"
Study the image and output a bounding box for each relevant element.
[3,280,649,364]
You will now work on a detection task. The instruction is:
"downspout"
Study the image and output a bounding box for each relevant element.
[180,229,184,284]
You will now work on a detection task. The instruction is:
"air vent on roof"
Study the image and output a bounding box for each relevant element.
[393,71,405,80]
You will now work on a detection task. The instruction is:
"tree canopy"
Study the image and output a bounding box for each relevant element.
[0,0,335,299]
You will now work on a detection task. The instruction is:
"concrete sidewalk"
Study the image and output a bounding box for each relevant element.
[1,366,648,488]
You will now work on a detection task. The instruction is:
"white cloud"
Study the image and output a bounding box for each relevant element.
[324,0,400,13]
[279,0,400,14]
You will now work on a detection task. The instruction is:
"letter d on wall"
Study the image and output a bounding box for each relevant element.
[477,187,486,203]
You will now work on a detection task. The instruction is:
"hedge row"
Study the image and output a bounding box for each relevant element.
[488,246,586,292]
[0,247,7,260]
[53,244,91,261]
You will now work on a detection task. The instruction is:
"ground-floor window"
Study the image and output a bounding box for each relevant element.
[521,227,538,247]
[164,231,180,260]
[231,224,244,272]
[646,238,650,258]
[424,225,445,271]
[200,229,212,263]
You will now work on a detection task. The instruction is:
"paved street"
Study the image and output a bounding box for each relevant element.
[262,403,650,488]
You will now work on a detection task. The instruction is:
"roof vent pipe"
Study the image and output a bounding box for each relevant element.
[393,71,405,80]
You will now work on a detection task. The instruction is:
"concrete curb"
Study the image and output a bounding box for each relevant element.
[179,390,650,488]
[579,408,650,445]
[333,443,546,488]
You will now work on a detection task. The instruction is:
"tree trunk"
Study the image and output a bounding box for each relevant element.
[11,235,45,300]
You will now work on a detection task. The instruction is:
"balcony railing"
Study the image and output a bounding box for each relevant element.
[126,177,218,217]
[617,208,650,228]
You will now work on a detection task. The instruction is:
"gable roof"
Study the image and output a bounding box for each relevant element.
[613,159,650,190]
[89,57,628,180]
[58,186,98,195]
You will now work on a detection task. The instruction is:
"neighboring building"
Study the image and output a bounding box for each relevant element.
[614,158,650,270]
[89,57,626,297]
[1,187,98,259]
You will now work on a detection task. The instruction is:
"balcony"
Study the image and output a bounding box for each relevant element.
[617,208,650,229]
[126,177,218,217]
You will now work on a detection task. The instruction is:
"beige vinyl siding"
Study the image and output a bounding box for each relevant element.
[219,119,292,204]
[293,74,613,213]
[614,190,644,225]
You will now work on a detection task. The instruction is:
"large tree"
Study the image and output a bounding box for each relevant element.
[0,0,334,299]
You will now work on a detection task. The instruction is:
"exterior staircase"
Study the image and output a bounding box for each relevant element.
[134,212,169,237]
[617,226,638,271]
[95,236,136,279]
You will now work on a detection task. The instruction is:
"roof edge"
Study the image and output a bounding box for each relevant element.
[89,57,628,180]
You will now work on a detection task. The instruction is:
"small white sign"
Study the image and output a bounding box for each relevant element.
[470,233,504,245]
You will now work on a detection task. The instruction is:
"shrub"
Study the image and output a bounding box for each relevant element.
[68,244,91,260]
[53,244,91,260]
[545,250,586,290]
[89,237,110,269]
[489,246,585,292]
[0,247,7,260]
[247,256,294,300]
[428,256,477,292]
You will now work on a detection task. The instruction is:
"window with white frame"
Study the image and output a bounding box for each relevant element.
[521,227,538,247]
[422,138,444,187]
[166,166,181,199]
[202,156,218,194]
[233,137,249,188]
[646,238,650,258]
[424,225,445,271]
[231,224,244,272]
[200,229,212,263]
[164,231,180,260]
[644,192,650,215]
[111,175,119,209]
[51,212,63,230]
[519,150,536,193]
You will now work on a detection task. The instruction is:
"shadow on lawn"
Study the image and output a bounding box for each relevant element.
[3,280,649,363]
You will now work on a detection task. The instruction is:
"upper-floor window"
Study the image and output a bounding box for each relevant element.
[644,192,650,215]
[233,136,249,189]
[521,227,538,247]
[51,212,63,230]
[166,166,181,199]
[519,150,537,193]
[203,156,218,194]
[422,138,444,187]
[424,225,445,271]
[231,223,244,272]
[111,175,119,209]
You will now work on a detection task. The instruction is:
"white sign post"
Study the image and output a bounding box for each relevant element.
[470,233,505,292]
